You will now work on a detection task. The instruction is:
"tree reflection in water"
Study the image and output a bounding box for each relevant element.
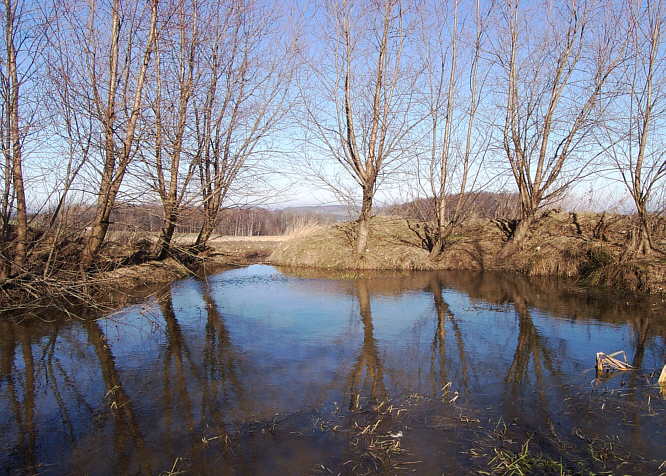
[83,319,151,474]
[0,266,663,475]
[158,291,195,436]
[0,322,36,472]
[347,279,386,409]
[429,275,470,394]
[199,279,244,434]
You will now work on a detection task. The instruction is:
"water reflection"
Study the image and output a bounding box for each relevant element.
[159,292,195,435]
[199,280,245,439]
[503,283,559,401]
[0,321,36,473]
[86,320,151,474]
[0,265,664,474]
[348,280,386,409]
[429,275,470,394]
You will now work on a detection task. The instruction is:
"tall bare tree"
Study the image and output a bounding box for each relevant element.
[144,0,200,259]
[50,0,159,270]
[301,0,420,256]
[417,0,492,258]
[495,0,625,246]
[602,0,666,255]
[192,0,294,247]
[0,0,44,277]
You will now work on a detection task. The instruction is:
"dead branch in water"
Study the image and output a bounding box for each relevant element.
[595,351,635,375]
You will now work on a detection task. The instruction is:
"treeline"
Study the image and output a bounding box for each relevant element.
[32,204,335,237]
[1,0,665,284]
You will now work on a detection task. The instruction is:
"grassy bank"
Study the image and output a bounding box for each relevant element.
[269,214,666,295]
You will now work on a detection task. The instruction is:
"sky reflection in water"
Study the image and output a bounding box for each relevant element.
[1,265,664,474]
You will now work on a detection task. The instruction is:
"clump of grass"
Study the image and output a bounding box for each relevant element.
[520,237,589,278]
[340,397,419,475]
[578,245,615,277]
[585,260,652,294]
[482,438,566,476]
[283,219,324,239]
[468,413,662,476]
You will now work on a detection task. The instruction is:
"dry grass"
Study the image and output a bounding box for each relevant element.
[270,216,439,271]
[283,217,325,239]
[269,213,666,294]
[283,223,324,240]
[172,233,285,244]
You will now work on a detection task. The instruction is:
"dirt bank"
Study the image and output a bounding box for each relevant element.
[103,237,281,288]
[269,214,666,295]
[0,237,282,317]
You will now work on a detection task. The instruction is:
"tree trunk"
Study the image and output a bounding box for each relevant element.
[429,222,454,259]
[512,213,534,244]
[356,188,373,256]
[497,212,535,261]
[1,151,11,279]
[9,146,26,272]
[80,208,111,270]
[194,196,221,248]
[5,0,27,273]
[157,209,177,260]
[80,170,123,269]
[627,209,653,257]
[194,219,215,248]
[80,173,125,269]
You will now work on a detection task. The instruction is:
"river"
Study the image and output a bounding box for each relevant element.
[1,265,664,474]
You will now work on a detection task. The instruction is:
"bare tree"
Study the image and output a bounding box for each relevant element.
[300,0,420,256]
[143,0,200,259]
[0,0,44,277]
[192,0,294,247]
[495,0,625,247]
[50,0,159,270]
[602,0,666,255]
[416,0,493,257]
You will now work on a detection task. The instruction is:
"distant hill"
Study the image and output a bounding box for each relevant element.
[382,192,521,220]
[282,205,351,220]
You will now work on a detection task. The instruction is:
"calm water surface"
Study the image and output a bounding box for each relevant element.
[1,265,665,474]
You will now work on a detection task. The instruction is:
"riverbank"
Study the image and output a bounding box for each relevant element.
[269,214,666,295]
[3,212,664,318]
[0,236,282,317]
[104,235,283,289]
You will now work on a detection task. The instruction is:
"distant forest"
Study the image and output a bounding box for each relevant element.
[51,191,518,237]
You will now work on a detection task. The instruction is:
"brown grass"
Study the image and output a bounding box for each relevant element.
[269,214,666,295]
[172,233,285,243]
[270,216,439,270]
